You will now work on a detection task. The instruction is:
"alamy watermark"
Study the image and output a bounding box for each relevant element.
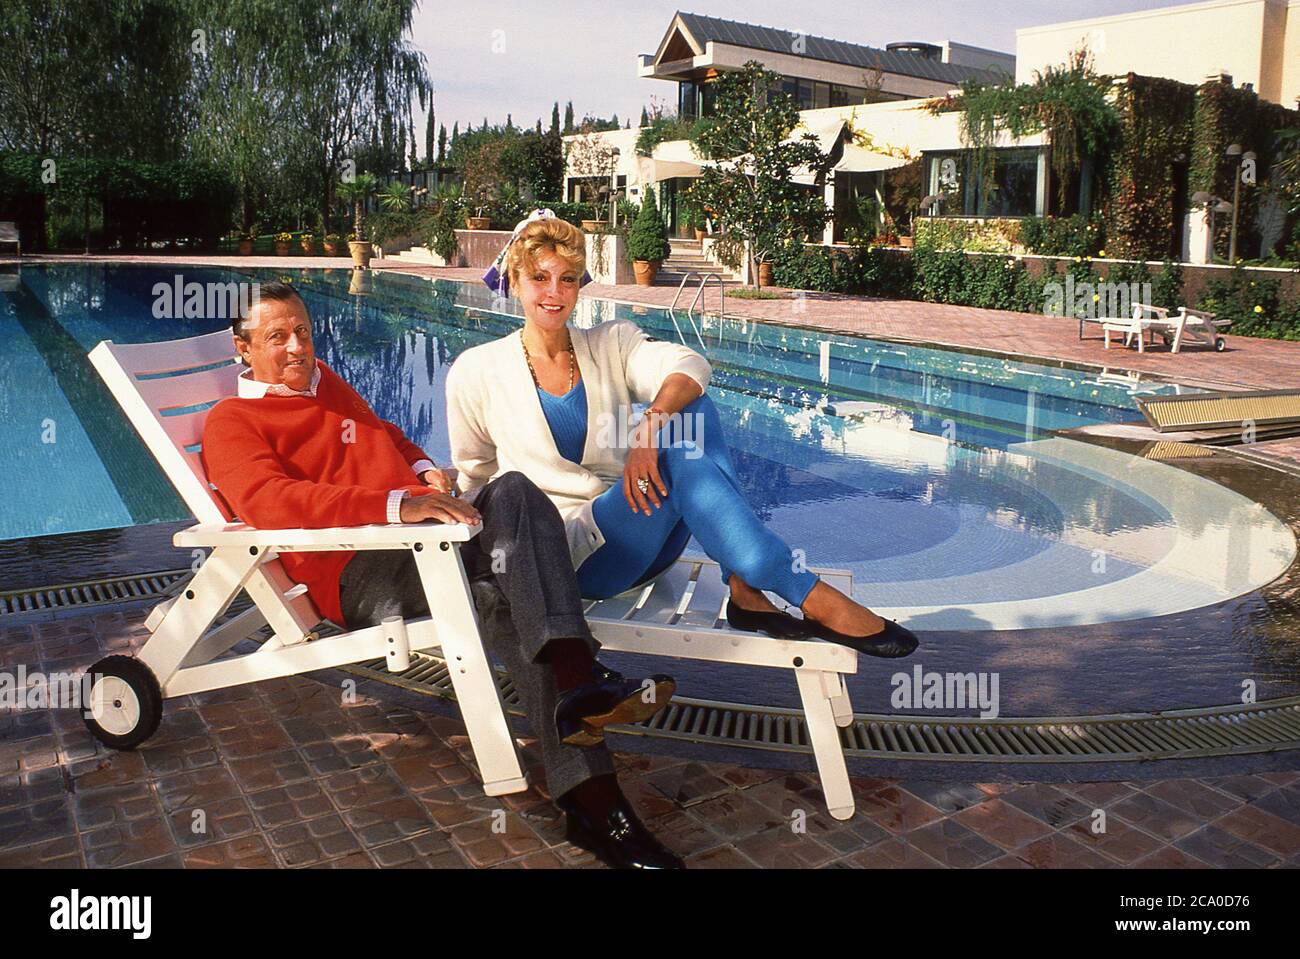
[890,663,1000,718]
[593,405,705,458]
[0,666,95,710]
[1043,274,1153,321]
[152,275,260,320]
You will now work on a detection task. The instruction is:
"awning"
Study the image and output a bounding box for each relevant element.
[638,139,706,182]
[834,141,908,174]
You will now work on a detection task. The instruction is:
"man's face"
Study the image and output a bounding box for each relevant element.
[234,295,316,392]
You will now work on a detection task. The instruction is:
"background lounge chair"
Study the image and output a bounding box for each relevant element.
[0,221,20,257]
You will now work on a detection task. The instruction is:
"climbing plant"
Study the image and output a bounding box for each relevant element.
[1102,75,1195,260]
[931,49,1118,208]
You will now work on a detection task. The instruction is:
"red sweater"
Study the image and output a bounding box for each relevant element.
[201,361,431,626]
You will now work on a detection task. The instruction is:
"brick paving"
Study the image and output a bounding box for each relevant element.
[1,608,1297,869]
[371,261,1300,394]
[4,254,1299,868]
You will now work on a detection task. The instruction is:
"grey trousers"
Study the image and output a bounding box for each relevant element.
[338,471,615,798]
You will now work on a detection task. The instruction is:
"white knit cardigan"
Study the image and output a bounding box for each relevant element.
[445,319,712,569]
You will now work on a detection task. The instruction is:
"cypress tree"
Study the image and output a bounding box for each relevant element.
[550,102,560,136]
[437,124,448,163]
[640,106,649,127]
[564,101,574,134]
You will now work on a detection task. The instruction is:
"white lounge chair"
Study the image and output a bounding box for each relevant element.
[86,329,861,820]
[1102,303,1170,353]
[0,221,20,257]
[1167,306,1229,353]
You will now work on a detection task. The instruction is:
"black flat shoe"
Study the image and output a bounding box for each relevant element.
[555,668,676,747]
[559,796,684,869]
[804,617,919,658]
[726,599,814,639]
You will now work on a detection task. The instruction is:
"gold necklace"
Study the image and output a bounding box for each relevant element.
[520,329,577,393]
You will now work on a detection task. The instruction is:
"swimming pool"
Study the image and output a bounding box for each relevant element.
[2,263,1294,641]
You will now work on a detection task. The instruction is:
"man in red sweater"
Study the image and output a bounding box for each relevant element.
[202,280,681,869]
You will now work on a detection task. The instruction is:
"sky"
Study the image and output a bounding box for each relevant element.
[408,0,1198,140]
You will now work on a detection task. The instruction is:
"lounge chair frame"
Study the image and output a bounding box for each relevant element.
[87,329,860,819]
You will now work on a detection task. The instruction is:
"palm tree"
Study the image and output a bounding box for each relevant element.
[336,173,381,240]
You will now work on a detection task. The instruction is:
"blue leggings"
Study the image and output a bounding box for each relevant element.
[576,394,819,606]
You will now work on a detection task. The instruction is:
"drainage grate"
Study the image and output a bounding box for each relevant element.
[14,573,1298,765]
[341,651,1300,764]
[0,569,192,617]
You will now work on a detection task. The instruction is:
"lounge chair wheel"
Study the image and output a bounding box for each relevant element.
[1161,333,1173,347]
[82,656,163,750]
[1215,337,1226,352]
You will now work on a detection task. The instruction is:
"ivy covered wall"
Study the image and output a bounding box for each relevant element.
[1101,75,1195,260]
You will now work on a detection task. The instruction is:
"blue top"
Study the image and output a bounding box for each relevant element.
[536,379,588,465]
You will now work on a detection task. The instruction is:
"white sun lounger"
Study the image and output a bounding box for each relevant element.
[86,329,860,819]
[1167,307,1229,353]
[1102,303,1169,353]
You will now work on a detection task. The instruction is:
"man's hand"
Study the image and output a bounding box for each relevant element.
[399,491,481,526]
[418,468,457,494]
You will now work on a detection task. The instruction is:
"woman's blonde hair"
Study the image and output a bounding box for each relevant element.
[505,217,586,291]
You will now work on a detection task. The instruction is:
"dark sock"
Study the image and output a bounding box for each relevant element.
[546,637,596,692]
[562,773,623,817]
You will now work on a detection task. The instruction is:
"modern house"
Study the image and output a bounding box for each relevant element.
[562,3,1299,258]
[564,11,1015,242]
[1016,0,1300,107]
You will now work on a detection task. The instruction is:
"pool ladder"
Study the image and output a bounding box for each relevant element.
[670,271,726,319]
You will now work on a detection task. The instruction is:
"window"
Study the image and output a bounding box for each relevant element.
[924,148,1041,218]
[813,82,831,110]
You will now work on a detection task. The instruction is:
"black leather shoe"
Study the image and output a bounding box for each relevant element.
[726,599,814,638]
[804,617,919,658]
[555,668,675,746]
[559,796,685,869]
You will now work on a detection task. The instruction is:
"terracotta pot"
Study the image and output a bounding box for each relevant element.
[899,236,914,249]
[632,260,659,286]
[757,262,773,287]
[348,240,373,267]
[466,217,490,230]
[323,242,339,256]
[300,240,315,255]
[236,239,254,255]
[273,242,290,256]
[581,220,603,233]
[348,268,372,295]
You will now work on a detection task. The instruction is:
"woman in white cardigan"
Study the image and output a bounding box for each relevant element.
[447,214,917,657]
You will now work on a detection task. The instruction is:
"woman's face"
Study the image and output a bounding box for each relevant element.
[517,251,580,331]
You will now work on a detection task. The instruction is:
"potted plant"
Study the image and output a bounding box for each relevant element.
[680,193,706,241]
[299,232,316,255]
[627,187,671,286]
[323,233,342,256]
[273,232,292,256]
[237,225,258,256]
[337,173,380,267]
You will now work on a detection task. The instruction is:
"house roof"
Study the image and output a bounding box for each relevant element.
[669,11,1007,86]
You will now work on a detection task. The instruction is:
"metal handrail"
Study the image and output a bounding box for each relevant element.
[669,270,726,319]
[689,272,726,318]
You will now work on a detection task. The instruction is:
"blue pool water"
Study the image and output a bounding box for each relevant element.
[2,263,1291,637]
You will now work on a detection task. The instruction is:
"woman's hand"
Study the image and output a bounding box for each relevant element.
[622,416,668,515]
[419,467,458,494]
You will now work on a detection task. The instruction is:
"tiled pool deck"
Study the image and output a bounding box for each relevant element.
[3,253,1299,869]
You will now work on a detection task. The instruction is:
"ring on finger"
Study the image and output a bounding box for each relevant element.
[636,478,650,495]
